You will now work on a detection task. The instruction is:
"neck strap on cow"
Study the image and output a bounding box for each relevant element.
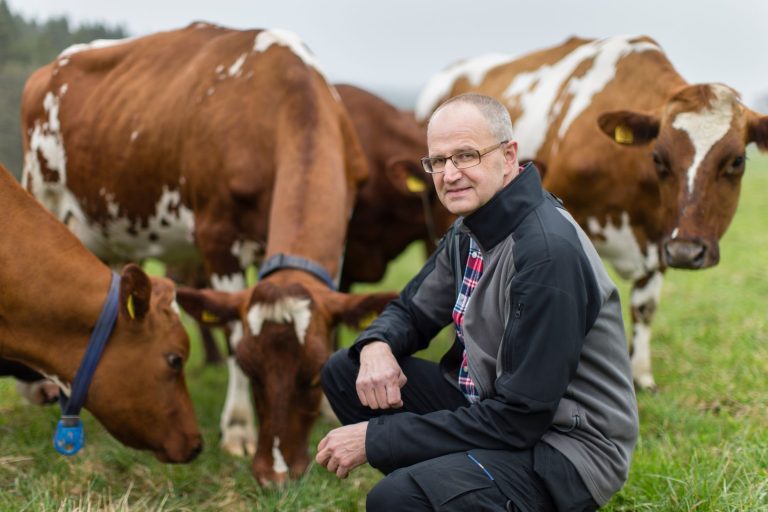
[53,271,121,456]
[258,253,336,290]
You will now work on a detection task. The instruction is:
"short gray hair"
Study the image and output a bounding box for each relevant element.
[429,93,514,142]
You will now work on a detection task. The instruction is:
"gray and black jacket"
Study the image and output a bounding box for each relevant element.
[351,164,639,505]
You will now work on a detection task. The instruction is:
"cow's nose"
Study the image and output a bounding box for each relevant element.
[663,238,707,269]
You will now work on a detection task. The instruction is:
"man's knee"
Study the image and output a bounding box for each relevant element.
[367,469,431,512]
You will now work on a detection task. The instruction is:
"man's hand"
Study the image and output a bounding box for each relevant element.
[315,422,368,478]
[357,341,407,409]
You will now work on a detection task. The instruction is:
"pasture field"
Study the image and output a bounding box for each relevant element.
[1,152,766,511]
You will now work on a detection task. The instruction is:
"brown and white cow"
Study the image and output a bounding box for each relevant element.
[20,23,394,483]
[416,35,768,390]
[0,163,201,461]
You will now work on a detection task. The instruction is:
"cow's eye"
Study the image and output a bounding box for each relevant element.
[652,152,671,179]
[166,353,183,372]
[728,154,747,175]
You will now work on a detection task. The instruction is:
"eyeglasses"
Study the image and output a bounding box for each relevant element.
[420,140,509,174]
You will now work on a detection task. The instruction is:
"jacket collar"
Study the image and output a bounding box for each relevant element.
[460,162,545,251]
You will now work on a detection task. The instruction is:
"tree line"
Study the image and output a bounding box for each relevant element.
[0,0,126,179]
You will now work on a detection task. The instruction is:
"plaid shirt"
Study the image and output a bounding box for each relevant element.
[452,237,483,403]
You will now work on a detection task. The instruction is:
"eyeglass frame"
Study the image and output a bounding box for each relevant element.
[420,140,510,174]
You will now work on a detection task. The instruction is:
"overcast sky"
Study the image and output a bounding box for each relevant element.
[12,0,768,110]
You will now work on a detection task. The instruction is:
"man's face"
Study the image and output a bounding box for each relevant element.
[427,103,518,217]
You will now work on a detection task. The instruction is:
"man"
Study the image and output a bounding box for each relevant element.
[316,93,638,511]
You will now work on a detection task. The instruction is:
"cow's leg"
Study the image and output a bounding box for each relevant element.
[629,270,664,391]
[211,272,257,457]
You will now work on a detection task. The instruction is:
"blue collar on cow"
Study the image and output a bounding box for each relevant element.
[53,271,121,456]
[258,253,336,290]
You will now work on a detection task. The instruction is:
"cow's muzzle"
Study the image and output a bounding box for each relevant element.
[663,237,718,269]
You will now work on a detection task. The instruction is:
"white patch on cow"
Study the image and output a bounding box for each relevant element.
[671,227,679,239]
[272,437,289,474]
[631,322,655,389]
[207,87,215,96]
[503,36,659,159]
[253,29,328,81]
[230,239,263,269]
[220,354,257,456]
[228,53,248,77]
[59,36,137,58]
[414,53,513,122]
[171,298,181,316]
[211,273,246,293]
[82,187,196,262]
[586,212,659,281]
[58,57,70,67]
[193,22,209,29]
[130,130,139,142]
[672,84,736,195]
[246,297,312,345]
[215,64,225,74]
[630,271,663,311]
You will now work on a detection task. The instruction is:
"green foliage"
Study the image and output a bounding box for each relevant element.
[0,153,766,510]
[0,0,127,178]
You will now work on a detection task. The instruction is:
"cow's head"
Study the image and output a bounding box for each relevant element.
[87,264,202,463]
[176,274,396,485]
[599,84,768,269]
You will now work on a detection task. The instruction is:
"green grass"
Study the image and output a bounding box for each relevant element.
[1,152,767,511]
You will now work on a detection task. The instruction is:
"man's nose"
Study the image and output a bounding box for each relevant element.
[443,160,463,180]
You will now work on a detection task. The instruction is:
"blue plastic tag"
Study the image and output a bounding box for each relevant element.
[53,418,84,456]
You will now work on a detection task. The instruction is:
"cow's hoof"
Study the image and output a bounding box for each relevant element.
[220,426,257,457]
[633,374,658,393]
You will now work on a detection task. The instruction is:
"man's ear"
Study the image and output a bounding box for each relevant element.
[175,286,245,326]
[120,263,152,321]
[598,110,660,146]
[324,291,398,330]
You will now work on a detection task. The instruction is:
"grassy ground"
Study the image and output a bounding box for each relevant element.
[1,152,766,511]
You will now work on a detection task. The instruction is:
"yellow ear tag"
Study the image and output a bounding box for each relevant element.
[358,312,378,330]
[406,176,426,193]
[126,294,136,320]
[614,124,634,145]
[201,310,220,323]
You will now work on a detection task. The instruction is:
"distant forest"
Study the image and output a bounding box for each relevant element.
[0,0,126,179]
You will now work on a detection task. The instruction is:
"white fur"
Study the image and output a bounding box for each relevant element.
[586,213,659,280]
[630,271,664,310]
[246,297,312,345]
[253,29,328,81]
[672,84,736,195]
[59,36,137,59]
[228,53,248,77]
[631,322,655,389]
[272,437,288,474]
[211,273,246,293]
[504,36,660,159]
[415,53,513,122]
[230,239,264,269]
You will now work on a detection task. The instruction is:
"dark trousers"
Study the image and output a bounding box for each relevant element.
[321,349,597,512]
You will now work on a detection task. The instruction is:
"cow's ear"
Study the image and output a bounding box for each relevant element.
[387,159,430,196]
[598,110,660,146]
[175,287,244,326]
[325,291,398,329]
[120,263,152,321]
[747,112,768,151]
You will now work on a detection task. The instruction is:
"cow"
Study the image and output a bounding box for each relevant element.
[335,83,440,289]
[415,35,768,390]
[0,163,202,462]
[20,23,395,484]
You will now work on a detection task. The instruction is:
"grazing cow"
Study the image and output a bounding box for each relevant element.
[0,163,201,461]
[336,83,440,289]
[20,23,394,484]
[415,35,768,390]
